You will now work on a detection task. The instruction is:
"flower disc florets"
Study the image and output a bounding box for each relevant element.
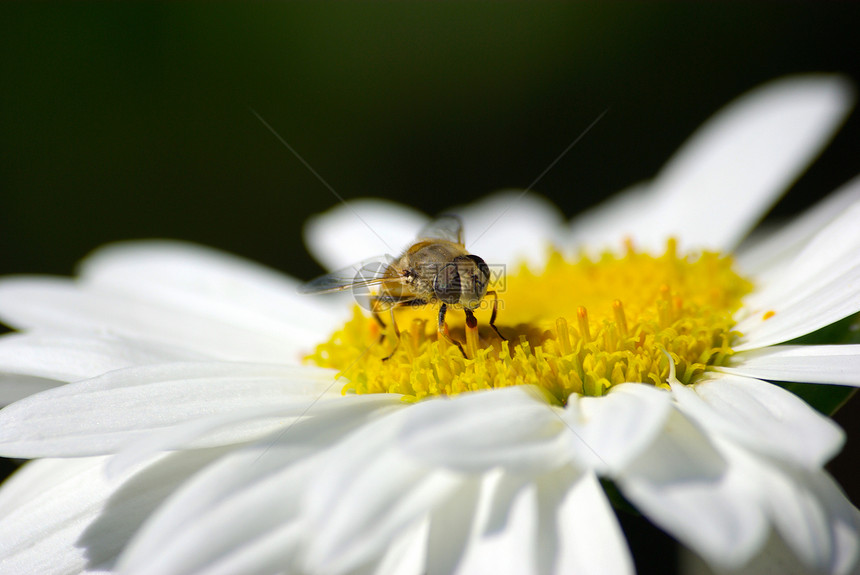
[309,240,753,404]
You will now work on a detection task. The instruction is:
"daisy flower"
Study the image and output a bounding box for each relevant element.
[1,75,860,575]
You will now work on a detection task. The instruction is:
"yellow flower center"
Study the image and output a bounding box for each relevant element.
[307,240,753,405]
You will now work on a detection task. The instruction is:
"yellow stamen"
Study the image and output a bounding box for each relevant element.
[308,240,753,404]
[577,306,591,343]
[465,313,480,359]
[613,300,628,339]
[556,317,572,355]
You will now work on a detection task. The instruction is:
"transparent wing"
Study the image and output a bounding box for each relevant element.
[417,215,463,244]
[298,255,398,295]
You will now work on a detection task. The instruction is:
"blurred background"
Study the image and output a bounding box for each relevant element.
[2,3,859,572]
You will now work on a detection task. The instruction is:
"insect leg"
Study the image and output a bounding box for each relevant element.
[437,303,467,358]
[463,308,482,358]
[369,295,390,344]
[373,311,386,329]
[389,307,401,339]
[381,307,401,362]
[372,310,387,344]
[487,290,507,341]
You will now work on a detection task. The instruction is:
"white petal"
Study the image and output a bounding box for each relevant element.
[618,408,768,569]
[304,199,429,271]
[304,409,463,575]
[451,191,566,267]
[0,278,326,363]
[672,375,844,469]
[425,477,483,575]
[741,198,860,317]
[718,440,860,575]
[719,345,860,387]
[636,75,854,253]
[120,456,315,575]
[80,240,345,338]
[0,239,345,363]
[152,523,305,575]
[373,519,428,575]
[0,374,63,405]
[554,471,634,575]
[734,263,860,351]
[0,331,206,382]
[764,467,834,572]
[667,456,860,575]
[737,174,860,278]
[398,386,571,474]
[567,182,656,254]
[454,475,540,575]
[106,393,401,478]
[118,402,395,575]
[0,362,340,458]
[0,458,104,514]
[678,524,813,575]
[0,451,224,575]
[808,471,860,575]
[452,468,631,575]
[0,457,122,574]
[565,382,674,472]
[309,460,460,575]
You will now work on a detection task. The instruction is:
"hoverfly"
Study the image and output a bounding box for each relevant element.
[299,215,505,358]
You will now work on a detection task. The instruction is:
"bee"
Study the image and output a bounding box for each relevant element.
[299,215,505,359]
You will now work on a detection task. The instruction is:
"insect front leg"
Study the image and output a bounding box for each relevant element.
[381,307,402,361]
[486,290,507,341]
[371,297,400,358]
[437,303,467,358]
[372,310,387,344]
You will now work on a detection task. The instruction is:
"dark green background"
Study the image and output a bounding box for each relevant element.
[2,3,859,572]
[3,4,860,277]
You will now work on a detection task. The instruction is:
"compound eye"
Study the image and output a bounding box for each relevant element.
[433,262,462,304]
[466,255,490,296]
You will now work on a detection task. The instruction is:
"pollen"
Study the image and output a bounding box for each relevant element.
[307,240,753,404]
